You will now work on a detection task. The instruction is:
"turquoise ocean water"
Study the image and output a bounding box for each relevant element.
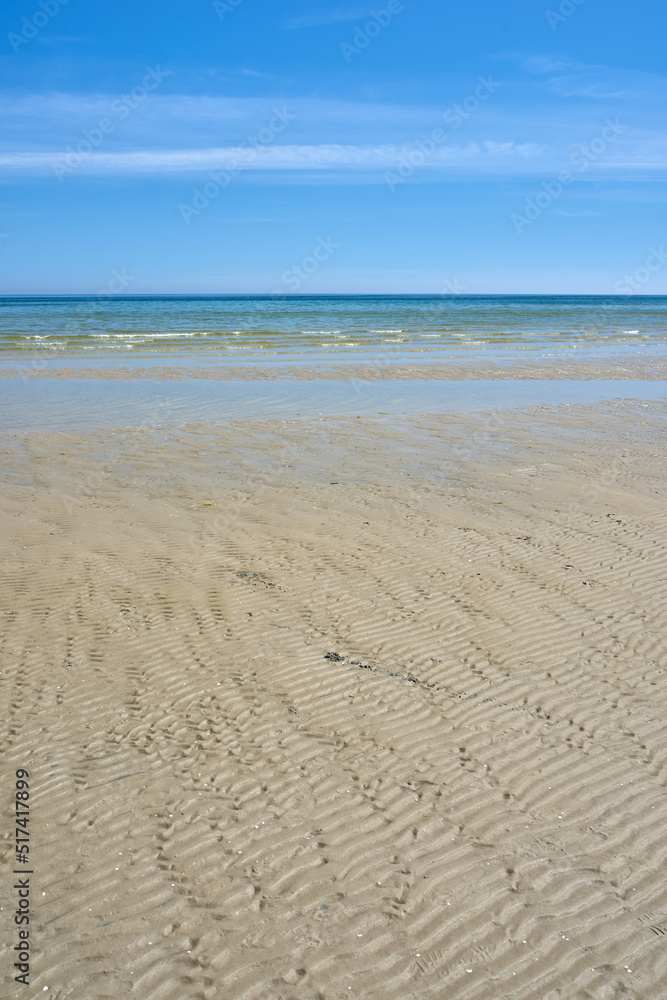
[1,295,666,429]
[2,295,667,360]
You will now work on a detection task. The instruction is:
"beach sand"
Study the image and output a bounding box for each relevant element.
[1,400,667,999]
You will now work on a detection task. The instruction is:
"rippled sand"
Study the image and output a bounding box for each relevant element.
[1,400,666,999]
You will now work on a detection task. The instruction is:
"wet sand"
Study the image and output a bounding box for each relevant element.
[1,400,667,999]
[4,356,667,381]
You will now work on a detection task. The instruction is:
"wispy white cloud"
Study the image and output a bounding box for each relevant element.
[2,85,667,184]
[1,137,664,178]
[548,80,643,100]
[0,90,650,158]
[522,54,578,75]
[1,142,541,173]
[0,93,443,147]
[519,53,667,101]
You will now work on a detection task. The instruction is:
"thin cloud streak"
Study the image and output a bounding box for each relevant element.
[0,142,547,173]
[2,138,666,176]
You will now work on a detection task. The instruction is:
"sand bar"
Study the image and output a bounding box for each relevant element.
[4,356,667,382]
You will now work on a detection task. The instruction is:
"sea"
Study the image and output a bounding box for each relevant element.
[1,295,666,430]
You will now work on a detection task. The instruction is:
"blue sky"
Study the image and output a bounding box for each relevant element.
[1,0,666,293]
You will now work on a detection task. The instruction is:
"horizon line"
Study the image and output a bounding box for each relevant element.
[2,292,666,299]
